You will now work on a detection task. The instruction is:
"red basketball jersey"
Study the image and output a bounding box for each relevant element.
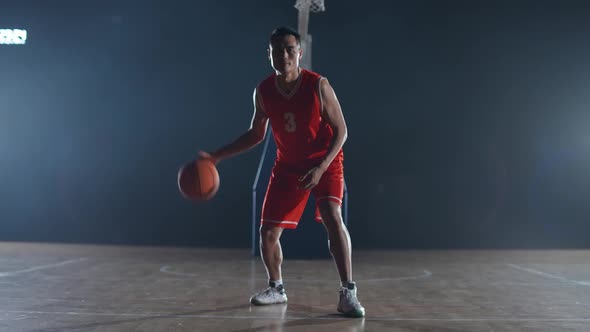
[257,69,343,168]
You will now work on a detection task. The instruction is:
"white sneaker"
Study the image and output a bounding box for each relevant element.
[337,282,365,317]
[250,284,288,305]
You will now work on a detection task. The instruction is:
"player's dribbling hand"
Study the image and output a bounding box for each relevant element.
[198,151,219,165]
[298,166,325,190]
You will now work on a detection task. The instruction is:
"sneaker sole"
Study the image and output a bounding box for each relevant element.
[250,297,288,306]
[338,307,365,318]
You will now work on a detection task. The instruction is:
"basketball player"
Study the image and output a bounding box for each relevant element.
[200,26,364,318]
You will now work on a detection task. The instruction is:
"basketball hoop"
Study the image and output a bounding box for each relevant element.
[294,0,325,38]
[294,0,325,70]
[294,0,325,13]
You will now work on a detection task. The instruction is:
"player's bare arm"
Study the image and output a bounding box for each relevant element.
[299,78,348,190]
[200,89,269,164]
[318,78,348,170]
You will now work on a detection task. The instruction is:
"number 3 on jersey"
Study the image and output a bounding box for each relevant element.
[283,112,296,132]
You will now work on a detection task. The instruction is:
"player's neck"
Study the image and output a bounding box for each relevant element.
[277,67,301,84]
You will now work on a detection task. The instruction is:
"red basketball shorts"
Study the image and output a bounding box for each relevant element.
[261,160,344,229]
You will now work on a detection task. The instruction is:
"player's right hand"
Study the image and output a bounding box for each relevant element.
[198,151,219,165]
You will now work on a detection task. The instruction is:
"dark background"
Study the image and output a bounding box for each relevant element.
[2,0,590,249]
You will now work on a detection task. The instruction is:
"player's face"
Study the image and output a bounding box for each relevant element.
[268,35,302,74]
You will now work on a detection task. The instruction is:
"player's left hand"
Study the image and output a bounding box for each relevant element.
[298,166,325,190]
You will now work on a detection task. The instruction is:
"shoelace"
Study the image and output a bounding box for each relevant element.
[262,287,283,297]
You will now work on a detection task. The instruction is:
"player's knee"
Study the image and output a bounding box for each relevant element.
[259,225,281,245]
[318,202,343,226]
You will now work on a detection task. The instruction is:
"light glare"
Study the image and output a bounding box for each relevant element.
[0,29,27,45]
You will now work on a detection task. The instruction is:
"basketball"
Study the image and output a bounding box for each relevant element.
[177,159,219,201]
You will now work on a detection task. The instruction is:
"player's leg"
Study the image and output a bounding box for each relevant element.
[250,168,309,305]
[250,224,288,305]
[317,200,351,283]
[315,166,365,317]
[314,162,351,282]
[318,200,365,317]
[259,224,284,284]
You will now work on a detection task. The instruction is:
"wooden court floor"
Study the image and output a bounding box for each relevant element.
[0,242,589,331]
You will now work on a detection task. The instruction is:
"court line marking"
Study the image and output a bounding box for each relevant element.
[0,258,87,277]
[160,266,432,283]
[363,270,432,282]
[507,264,590,286]
[1,310,590,322]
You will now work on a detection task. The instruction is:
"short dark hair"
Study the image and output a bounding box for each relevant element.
[270,26,301,45]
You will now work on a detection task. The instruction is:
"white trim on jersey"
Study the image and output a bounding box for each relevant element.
[274,70,304,99]
[316,195,342,203]
[262,219,299,226]
[254,87,268,115]
[318,76,326,116]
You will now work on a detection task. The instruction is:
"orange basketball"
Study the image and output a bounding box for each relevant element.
[177,159,219,201]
